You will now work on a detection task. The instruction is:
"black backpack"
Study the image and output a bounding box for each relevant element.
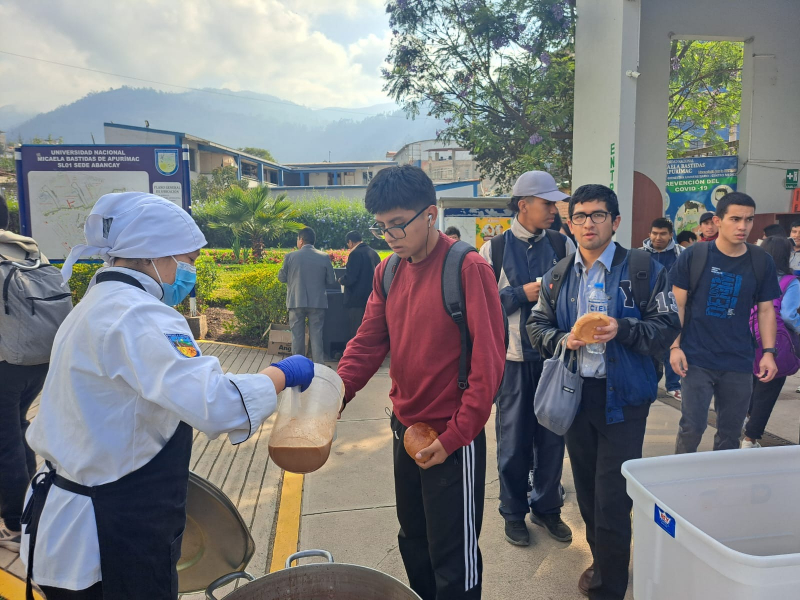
[490,229,568,283]
[547,245,652,313]
[382,241,508,390]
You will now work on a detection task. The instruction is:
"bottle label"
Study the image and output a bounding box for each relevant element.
[588,302,608,314]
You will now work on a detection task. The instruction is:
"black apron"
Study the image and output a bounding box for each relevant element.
[22,271,194,600]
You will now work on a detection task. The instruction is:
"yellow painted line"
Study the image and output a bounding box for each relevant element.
[0,568,45,600]
[269,471,304,573]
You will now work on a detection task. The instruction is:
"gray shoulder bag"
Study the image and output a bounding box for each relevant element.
[534,337,583,436]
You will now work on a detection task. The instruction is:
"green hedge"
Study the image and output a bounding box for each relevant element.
[5,197,20,233]
[194,195,387,251]
[277,196,387,250]
[227,264,288,339]
[67,263,103,303]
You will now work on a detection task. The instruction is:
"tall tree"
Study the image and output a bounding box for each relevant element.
[191,165,248,204]
[668,40,743,158]
[205,186,304,260]
[383,0,576,191]
[238,147,277,162]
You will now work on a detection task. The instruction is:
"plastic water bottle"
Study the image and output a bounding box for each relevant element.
[586,282,608,355]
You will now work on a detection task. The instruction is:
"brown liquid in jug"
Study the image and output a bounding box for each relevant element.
[268,418,334,474]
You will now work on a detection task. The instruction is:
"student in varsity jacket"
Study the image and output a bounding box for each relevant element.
[527,184,680,600]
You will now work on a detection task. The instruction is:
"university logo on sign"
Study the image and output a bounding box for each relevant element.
[155,149,179,176]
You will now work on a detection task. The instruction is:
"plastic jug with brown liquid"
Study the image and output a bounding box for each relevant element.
[268,363,343,474]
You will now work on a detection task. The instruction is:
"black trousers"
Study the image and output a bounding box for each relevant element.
[392,414,485,600]
[564,378,650,600]
[0,361,48,531]
[745,374,786,440]
[39,582,103,600]
[495,360,564,521]
[347,306,367,340]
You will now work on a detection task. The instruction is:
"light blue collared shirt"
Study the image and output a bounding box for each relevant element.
[573,242,617,378]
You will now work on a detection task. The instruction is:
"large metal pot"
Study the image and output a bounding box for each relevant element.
[205,550,421,600]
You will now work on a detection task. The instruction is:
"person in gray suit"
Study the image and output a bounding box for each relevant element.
[278,227,336,363]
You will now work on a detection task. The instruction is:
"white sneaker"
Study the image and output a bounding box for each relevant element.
[741,439,761,449]
[0,518,21,552]
[666,390,682,400]
[796,385,800,394]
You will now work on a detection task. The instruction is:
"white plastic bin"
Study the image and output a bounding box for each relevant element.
[622,446,800,599]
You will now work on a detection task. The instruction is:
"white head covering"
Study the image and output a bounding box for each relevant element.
[61,192,207,283]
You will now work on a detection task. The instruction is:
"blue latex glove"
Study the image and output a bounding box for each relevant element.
[271,355,315,392]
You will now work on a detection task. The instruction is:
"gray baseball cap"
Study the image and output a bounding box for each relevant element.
[511,171,569,202]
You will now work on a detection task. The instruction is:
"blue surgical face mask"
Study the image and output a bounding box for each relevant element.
[152,257,197,306]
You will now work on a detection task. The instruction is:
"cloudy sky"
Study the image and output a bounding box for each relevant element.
[0,0,395,114]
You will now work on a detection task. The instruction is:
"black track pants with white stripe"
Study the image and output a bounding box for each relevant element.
[392,414,486,600]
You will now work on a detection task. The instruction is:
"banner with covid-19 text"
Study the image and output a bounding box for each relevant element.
[666,155,738,235]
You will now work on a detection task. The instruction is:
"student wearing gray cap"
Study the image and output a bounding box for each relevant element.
[478,171,575,547]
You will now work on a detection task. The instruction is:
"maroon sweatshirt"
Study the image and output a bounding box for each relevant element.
[337,232,506,454]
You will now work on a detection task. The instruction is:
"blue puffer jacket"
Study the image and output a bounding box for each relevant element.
[527,244,681,424]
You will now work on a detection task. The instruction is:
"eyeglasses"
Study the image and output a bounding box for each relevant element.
[370,206,429,240]
[570,211,612,225]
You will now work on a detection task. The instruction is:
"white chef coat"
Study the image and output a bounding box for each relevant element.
[21,267,277,590]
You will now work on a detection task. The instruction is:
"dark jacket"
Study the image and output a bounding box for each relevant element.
[641,237,682,272]
[278,245,336,309]
[526,244,681,424]
[340,243,381,308]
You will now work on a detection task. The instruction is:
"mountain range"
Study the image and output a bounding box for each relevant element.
[1,87,444,162]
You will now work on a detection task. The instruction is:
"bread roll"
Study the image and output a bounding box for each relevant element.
[404,423,439,462]
[572,312,611,343]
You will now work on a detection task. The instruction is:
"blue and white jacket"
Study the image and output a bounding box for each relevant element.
[526,244,681,424]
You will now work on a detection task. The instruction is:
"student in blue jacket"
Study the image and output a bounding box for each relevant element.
[527,185,680,600]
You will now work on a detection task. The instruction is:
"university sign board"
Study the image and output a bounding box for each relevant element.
[665,156,738,235]
[15,144,191,261]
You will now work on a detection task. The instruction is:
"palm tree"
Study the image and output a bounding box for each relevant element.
[206,186,304,260]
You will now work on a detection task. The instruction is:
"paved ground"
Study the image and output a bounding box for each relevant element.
[3,342,798,600]
[297,368,720,600]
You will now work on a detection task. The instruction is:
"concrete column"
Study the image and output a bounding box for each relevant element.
[573,0,641,245]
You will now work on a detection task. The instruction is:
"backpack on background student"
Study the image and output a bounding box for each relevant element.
[0,253,73,365]
[750,274,800,378]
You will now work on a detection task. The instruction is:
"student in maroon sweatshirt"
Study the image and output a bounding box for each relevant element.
[337,166,506,600]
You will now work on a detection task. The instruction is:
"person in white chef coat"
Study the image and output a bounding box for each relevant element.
[20,192,314,600]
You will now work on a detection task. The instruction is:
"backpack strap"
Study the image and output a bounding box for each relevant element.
[95,271,147,291]
[548,254,577,310]
[490,233,505,283]
[745,243,767,304]
[442,241,477,390]
[627,248,652,314]
[544,229,568,261]
[2,265,19,315]
[381,253,402,300]
[688,241,710,299]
